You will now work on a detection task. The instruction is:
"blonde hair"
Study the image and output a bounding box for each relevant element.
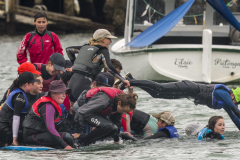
[89,38,105,46]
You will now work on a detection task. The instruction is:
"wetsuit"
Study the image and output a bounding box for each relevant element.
[23,97,74,149]
[66,45,125,102]
[74,87,124,146]
[0,88,28,146]
[33,64,60,92]
[26,92,44,111]
[128,79,240,130]
[122,110,158,137]
[197,128,224,140]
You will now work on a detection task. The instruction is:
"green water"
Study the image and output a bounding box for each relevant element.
[0,33,239,160]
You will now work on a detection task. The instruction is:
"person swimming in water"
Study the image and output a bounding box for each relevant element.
[197,116,225,140]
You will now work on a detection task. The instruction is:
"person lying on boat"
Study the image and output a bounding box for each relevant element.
[197,116,225,140]
[23,80,75,149]
[185,122,206,136]
[33,52,66,92]
[0,72,36,147]
[123,79,240,130]
[65,29,130,108]
[16,12,63,65]
[71,79,137,147]
[121,109,158,138]
[0,62,41,107]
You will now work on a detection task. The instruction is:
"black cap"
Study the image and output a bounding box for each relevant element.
[18,72,36,84]
[65,60,73,68]
[94,72,114,87]
[49,53,65,72]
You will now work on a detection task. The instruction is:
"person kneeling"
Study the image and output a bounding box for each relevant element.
[72,86,138,146]
[145,111,179,139]
[23,80,74,149]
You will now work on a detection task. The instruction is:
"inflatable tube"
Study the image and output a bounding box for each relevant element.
[0,146,54,151]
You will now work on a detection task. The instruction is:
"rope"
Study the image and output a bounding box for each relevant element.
[142,0,236,18]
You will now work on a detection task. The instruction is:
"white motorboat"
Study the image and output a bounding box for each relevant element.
[111,0,240,83]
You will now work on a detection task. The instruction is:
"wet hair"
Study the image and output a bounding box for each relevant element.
[115,93,138,110]
[61,71,73,85]
[89,37,105,46]
[104,59,122,72]
[207,116,224,131]
[34,12,48,21]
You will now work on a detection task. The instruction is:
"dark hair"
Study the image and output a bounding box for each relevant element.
[115,93,138,110]
[207,116,224,131]
[34,12,48,21]
[104,59,122,72]
[61,71,73,85]
[33,73,40,79]
[10,78,26,92]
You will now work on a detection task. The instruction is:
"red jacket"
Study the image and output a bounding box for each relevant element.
[16,30,63,64]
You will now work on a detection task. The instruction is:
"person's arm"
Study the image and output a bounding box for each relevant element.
[0,89,10,106]
[144,129,170,139]
[109,113,122,143]
[214,89,240,118]
[16,33,31,64]
[12,93,25,146]
[66,46,82,64]
[74,92,111,133]
[52,32,63,55]
[39,103,71,149]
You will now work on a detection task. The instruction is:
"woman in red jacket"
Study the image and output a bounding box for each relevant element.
[16,12,63,64]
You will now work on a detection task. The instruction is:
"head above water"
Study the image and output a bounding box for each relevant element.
[185,122,206,136]
[208,116,225,135]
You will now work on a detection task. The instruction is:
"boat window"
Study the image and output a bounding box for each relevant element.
[134,0,165,25]
[213,0,240,26]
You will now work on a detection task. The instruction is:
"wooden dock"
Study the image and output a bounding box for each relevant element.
[0,0,115,35]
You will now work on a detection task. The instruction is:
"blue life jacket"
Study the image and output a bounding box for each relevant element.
[158,126,179,138]
[5,88,28,113]
[57,104,68,125]
[197,128,225,140]
[212,84,231,109]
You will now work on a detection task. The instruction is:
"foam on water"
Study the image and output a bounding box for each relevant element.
[0,33,239,160]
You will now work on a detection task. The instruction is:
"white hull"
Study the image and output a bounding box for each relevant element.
[111,38,240,83]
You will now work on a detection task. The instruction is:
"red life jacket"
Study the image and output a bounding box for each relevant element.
[32,96,62,122]
[86,87,124,117]
[34,63,56,92]
[122,111,133,132]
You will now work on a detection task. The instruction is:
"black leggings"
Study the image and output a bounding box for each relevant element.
[68,73,91,102]
[23,128,75,149]
[130,80,200,99]
[79,114,118,146]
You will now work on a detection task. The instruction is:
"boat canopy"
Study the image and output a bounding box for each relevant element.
[207,0,240,31]
[126,0,195,47]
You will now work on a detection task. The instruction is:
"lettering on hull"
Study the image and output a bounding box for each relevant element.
[174,58,192,69]
[215,59,240,68]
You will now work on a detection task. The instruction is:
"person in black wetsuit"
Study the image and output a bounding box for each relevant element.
[0,72,35,146]
[72,86,138,146]
[0,62,41,107]
[23,80,75,149]
[66,29,130,107]
[145,111,179,139]
[26,74,44,110]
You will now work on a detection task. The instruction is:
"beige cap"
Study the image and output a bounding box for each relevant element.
[152,111,175,126]
[93,29,117,40]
